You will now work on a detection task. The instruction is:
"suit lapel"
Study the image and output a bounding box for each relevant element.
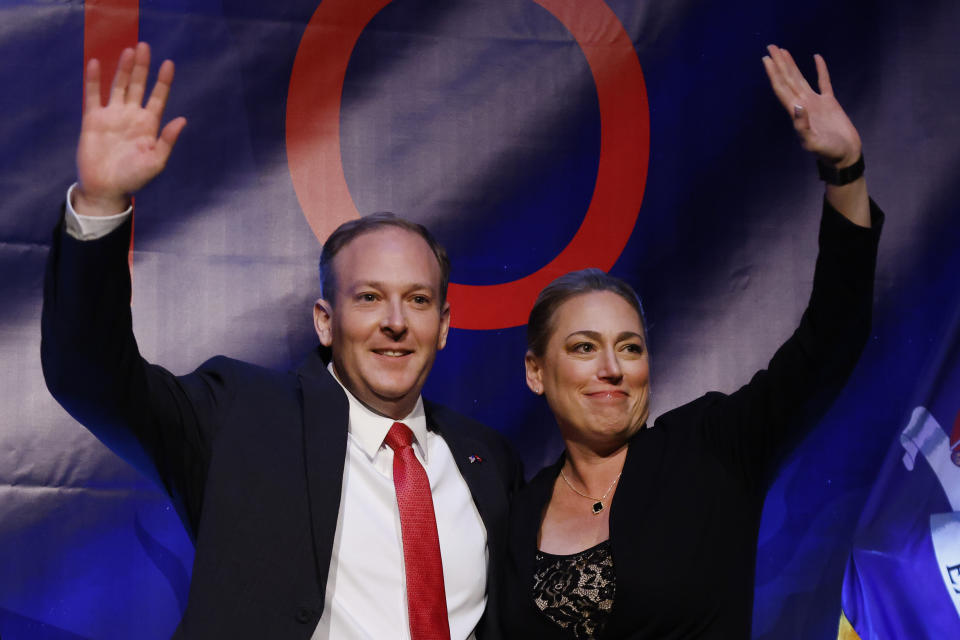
[425,401,513,640]
[424,401,504,528]
[604,425,665,637]
[516,455,562,590]
[296,348,349,593]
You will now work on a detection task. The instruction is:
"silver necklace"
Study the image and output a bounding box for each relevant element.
[559,467,622,515]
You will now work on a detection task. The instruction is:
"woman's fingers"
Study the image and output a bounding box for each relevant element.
[814,54,834,96]
[766,45,799,98]
[779,48,814,95]
[764,45,835,123]
[762,54,795,112]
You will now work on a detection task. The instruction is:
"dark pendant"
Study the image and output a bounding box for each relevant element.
[592,501,604,514]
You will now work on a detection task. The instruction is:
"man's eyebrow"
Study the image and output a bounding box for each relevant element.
[347,280,384,291]
[405,283,437,294]
[347,281,437,293]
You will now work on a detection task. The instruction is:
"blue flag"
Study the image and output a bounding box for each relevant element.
[840,336,960,638]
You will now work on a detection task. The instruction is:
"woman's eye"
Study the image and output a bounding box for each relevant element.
[572,343,595,353]
[622,343,644,354]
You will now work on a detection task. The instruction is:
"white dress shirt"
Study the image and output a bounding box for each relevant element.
[63,183,133,239]
[64,185,490,638]
[316,364,487,639]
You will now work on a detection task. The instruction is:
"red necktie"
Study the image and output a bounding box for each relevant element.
[385,422,451,640]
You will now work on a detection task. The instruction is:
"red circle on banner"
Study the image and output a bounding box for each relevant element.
[287,0,649,330]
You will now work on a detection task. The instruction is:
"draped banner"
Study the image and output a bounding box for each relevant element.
[1,0,958,638]
[839,331,960,638]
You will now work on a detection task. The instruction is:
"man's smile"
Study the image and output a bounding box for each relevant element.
[372,349,413,357]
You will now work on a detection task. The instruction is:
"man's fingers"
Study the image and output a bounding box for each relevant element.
[814,54,833,96]
[145,59,175,120]
[84,58,102,112]
[155,116,187,162]
[126,42,151,106]
[109,47,136,105]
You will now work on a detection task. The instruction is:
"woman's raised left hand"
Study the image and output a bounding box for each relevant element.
[763,44,861,168]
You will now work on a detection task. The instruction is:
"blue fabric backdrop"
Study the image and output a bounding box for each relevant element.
[1,0,958,638]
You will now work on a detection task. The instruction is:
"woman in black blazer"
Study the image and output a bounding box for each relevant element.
[500,46,882,639]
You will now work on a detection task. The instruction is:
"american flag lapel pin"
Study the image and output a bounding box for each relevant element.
[468,455,483,464]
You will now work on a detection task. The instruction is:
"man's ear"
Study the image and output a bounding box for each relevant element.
[436,301,451,351]
[524,350,544,395]
[313,298,334,347]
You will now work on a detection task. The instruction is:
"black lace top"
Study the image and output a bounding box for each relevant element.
[532,540,616,639]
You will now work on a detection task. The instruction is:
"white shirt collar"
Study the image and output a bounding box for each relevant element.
[327,362,430,464]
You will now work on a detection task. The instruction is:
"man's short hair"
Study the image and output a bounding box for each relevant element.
[319,212,452,305]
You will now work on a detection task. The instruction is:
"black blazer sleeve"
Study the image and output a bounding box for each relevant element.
[692,198,884,492]
[41,212,225,537]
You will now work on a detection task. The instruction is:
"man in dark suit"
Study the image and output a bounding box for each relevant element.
[41,42,520,640]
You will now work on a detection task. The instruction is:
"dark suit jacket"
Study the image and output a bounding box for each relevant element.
[41,214,522,639]
[500,200,883,639]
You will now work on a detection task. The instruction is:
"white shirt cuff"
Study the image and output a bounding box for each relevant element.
[64,183,132,240]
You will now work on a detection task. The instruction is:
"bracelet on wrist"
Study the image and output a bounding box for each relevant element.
[817,153,865,186]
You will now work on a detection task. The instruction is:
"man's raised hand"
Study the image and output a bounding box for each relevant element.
[762,44,861,169]
[74,42,187,216]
